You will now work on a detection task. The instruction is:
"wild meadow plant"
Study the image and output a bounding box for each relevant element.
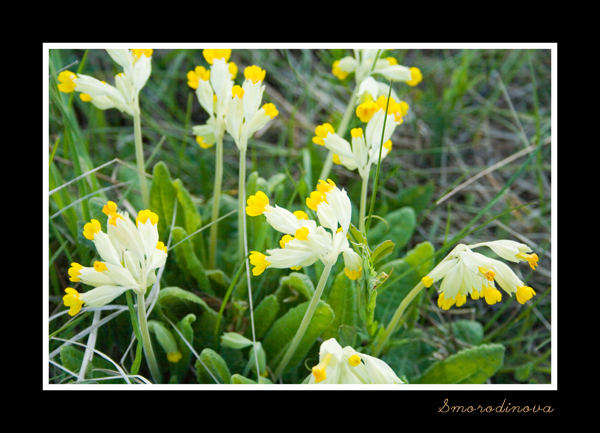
[47,47,552,386]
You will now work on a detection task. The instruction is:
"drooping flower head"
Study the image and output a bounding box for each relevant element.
[314,104,402,180]
[225,65,278,152]
[421,240,538,310]
[245,180,362,279]
[58,49,152,116]
[189,49,237,148]
[63,201,168,316]
[309,338,403,384]
[332,50,419,87]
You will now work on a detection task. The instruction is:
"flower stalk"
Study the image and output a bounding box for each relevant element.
[371,281,424,358]
[359,174,369,234]
[274,262,333,378]
[136,291,162,383]
[318,85,358,181]
[133,100,149,209]
[209,134,224,269]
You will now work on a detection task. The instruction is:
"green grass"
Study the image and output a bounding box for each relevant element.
[46,47,553,385]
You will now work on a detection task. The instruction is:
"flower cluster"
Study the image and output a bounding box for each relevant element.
[332,49,421,88]
[189,50,278,151]
[57,49,153,116]
[63,201,168,316]
[245,179,362,280]
[313,102,402,180]
[422,240,538,310]
[309,338,403,384]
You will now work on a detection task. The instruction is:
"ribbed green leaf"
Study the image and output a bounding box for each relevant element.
[230,374,273,384]
[322,271,356,340]
[157,287,220,350]
[447,320,484,346]
[171,226,213,295]
[195,348,231,384]
[171,313,196,383]
[150,161,177,241]
[244,294,280,340]
[274,272,315,316]
[374,242,432,327]
[262,300,334,372]
[412,344,505,384]
[172,178,204,260]
[368,207,416,257]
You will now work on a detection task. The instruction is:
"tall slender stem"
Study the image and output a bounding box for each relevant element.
[137,291,162,383]
[364,82,393,237]
[238,149,247,264]
[274,263,333,378]
[359,174,368,234]
[209,134,224,269]
[371,282,424,358]
[318,85,359,182]
[133,102,149,209]
[239,147,260,377]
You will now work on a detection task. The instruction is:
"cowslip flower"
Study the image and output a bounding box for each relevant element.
[245,180,362,280]
[421,241,538,310]
[315,106,401,180]
[58,49,152,116]
[333,50,418,86]
[225,65,278,152]
[190,49,236,148]
[309,338,403,384]
[62,201,168,316]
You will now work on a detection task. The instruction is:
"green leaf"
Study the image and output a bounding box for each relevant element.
[274,272,315,316]
[150,161,177,241]
[59,345,126,384]
[395,181,434,215]
[322,271,356,340]
[171,226,213,295]
[172,178,201,235]
[382,328,438,380]
[412,344,505,384]
[371,240,395,265]
[60,345,92,378]
[348,223,369,250]
[262,300,334,373]
[171,313,196,383]
[194,348,231,384]
[338,325,357,348]
[205,269,231,298]
[157,287,221,351]
[244,294,280,340]
[230,374,273,384]
[447,320,484,346]
[148,320,180,363]
[367,207,416,256]
[172,178,204,259]
[403,241,436,277]
[375,241,436,328]
[515,362,534,382]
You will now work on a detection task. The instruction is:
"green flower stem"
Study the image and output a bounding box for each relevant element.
[137,291,162,383]
[209,134,224,269]
[371,281,424,358]
[238,147,260,377]
[274,263,333,379]
[238,149,247,264]
[133,103,149,209]
[359,174,369,234]
[318,85,358,182]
